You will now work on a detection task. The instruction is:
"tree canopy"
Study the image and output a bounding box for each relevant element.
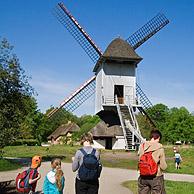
[0,38,34,147]
[138,104,194,144]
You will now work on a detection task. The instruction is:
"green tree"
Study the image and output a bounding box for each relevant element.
[18,97,50,144]
[164,107,194,143]
[72,115,100,141]
[137,104,170,141]
[136,114,152,140]
[48,108,78,128]
[0,38,34,148]
[147,104,169,125]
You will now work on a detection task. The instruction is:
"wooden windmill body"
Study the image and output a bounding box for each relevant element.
[93,38,143,149]
[94,38,142,115]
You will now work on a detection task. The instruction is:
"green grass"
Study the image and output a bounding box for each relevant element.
[101,157,137,169]
[122,180,194,194]
[101,145,194,174]
[3,145,79,162]
[100,149,138,170]
[1,145,80,171]
[164,145,194,174]
[0,159,22,171]
[2,145,194,175]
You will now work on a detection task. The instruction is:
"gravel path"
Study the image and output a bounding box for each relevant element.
[1,162,194,194]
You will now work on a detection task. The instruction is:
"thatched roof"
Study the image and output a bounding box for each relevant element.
[47,122,80,140]
[91,121,123,137]
[93,38,142,72]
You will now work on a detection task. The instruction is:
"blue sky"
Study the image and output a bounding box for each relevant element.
[0,0,194,116]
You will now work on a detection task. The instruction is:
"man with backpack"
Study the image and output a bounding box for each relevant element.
[72,132,102,194]
[138,129,167,194]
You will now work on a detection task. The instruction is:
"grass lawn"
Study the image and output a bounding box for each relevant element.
[100,150,138,169]
[0,159,22,171]
[3,145,79,162]
[1,145,79,171]
[2,145,194,175]
[101,145,194,175]
[164,145,194,175]
[122,180,194,194]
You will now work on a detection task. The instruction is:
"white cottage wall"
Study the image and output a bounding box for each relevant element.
[112,136,126,149]
[93,139,105,149]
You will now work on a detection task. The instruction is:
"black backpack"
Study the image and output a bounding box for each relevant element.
[78,148,102,181]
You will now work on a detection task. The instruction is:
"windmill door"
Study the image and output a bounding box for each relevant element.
[105,138,112,149]
[114,85,124,104]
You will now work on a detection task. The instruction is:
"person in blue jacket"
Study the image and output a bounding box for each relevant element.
[43,158,65,194]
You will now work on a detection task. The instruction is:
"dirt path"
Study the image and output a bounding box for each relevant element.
[1,162,194,194]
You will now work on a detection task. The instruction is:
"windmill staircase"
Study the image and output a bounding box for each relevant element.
[116,96,145,150]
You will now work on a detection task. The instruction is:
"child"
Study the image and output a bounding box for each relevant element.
[175,151,182,169]
[29,155,42,193]
[43,158,65,194]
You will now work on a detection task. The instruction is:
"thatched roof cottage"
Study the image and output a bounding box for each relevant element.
[47,122,80,144]
[90,121,125,149]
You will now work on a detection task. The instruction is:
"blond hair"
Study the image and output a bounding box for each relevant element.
[55,167,64,191]
[80,132,93,145]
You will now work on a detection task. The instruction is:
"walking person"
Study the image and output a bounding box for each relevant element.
[72,132,102,194]
[43,158,65,194]
[138,129,167,194]
[16,155,42,194]
[174,150,182,169]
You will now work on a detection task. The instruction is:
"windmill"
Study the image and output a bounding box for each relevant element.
[47,2,169,150]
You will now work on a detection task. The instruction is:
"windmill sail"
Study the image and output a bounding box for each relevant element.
[136,84,156,127]
[48,76,96,118]
[126,13,169,49]
[54,3,102,64]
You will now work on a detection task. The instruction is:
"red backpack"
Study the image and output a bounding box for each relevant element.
[138,143,158,176]
[16,168,37,193]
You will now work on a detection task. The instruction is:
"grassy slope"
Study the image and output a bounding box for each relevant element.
[122,180,194,194]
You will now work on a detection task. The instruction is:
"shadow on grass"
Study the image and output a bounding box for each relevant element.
[3,155,66,167]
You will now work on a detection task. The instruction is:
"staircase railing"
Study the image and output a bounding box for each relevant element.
[127,103,138,129]
[126,104,145,143]
[125,120,145,143]
[115,95,130,150]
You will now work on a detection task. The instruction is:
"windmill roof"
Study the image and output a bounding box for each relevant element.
[93,38,142,72]
[90,121,123,137]
[47,122,80,140]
